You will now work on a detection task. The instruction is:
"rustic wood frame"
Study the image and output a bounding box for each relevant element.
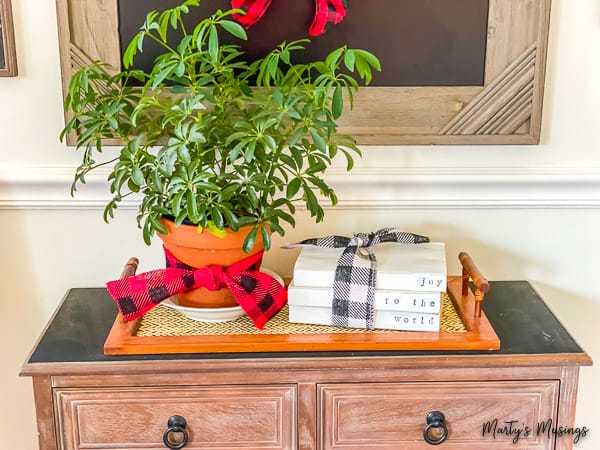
[55,0,552,145]
[0,0,17,77]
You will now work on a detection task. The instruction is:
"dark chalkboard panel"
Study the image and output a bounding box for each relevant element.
[118,0,489,86]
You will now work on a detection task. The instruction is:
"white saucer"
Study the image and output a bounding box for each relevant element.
[161,268,283,322]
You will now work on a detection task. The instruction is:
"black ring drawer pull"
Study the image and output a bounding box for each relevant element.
[163,415,189,449]
[423,411,448,445]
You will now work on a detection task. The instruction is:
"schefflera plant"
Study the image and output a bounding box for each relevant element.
[61,0,380,252]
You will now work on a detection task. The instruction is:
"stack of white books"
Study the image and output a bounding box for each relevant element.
[288,242,447,331]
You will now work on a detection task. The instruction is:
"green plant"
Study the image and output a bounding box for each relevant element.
[61,0,380,252]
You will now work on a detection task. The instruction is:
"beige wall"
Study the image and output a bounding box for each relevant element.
[1,0,599,448]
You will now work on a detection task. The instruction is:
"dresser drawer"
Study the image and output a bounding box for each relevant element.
[319,381,559,449]
[54,384,296,449]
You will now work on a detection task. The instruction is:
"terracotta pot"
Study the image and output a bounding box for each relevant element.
[157,218,265,308]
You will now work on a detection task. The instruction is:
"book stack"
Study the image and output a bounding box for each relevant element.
[288,242,447,331]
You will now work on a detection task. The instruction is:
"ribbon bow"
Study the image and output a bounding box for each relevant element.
[106,248,287,329]
[231,0,348,37]
[285,228,429,329]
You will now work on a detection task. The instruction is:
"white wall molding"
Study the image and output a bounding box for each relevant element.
[1,165,600,210]
[325,167,600,209]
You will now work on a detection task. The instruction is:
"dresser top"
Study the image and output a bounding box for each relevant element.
[22,281,591,373]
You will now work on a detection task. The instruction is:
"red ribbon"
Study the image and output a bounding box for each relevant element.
[231,0,348,37]
[106,248,287,329]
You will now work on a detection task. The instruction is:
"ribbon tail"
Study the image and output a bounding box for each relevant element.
[106,268,195,322]
[371,228,430,245]
[331,245,377,329]
[224,271,288,330]
[282,235,352,249]
[231,0,273,28]
[309,0,348,37]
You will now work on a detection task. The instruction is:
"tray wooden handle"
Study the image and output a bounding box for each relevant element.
[116,257,140,323]
[120,257,139,278]
[459,252,489,318]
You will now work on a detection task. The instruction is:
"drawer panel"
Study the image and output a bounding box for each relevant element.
[55,385,296,449]
[319,381,559,449]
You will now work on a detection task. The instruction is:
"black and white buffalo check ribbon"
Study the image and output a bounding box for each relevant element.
[285,228,430,329]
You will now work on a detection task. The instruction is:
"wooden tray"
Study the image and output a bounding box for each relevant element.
[104,253,500,355]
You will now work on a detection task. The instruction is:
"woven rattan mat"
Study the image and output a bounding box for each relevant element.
[136,293,466,337]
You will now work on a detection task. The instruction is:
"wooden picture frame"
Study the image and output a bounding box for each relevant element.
[55,0,552,145]
[0,0,17,77]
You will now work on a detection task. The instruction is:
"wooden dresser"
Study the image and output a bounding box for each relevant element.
[21,281,592,450]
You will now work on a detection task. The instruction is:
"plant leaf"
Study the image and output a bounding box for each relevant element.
[131,166,145,186]
[310,129,327,153]
[286,178,301,199]
[344,50,355,71]
[207,220,227,238]
[260,224,271,251]
[332,86,343,120]
[220,20,247,40]
[208,26,219,61]
[242,225,259,253]
[354,49,382,72]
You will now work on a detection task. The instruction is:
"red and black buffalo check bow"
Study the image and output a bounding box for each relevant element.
[106,248,287,329]
[231,0,348,37]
